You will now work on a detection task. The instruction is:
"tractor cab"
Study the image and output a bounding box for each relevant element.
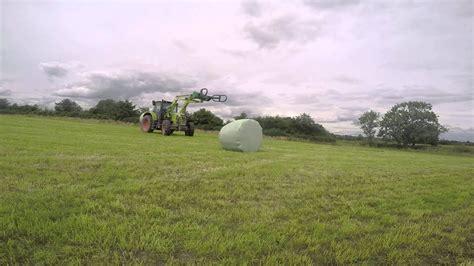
[152,100,174,120]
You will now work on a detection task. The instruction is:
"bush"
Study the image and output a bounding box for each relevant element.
[378,101,447,146]
[89,99,139,121]
[255,113,333,143]
[452,145,473,153]
[192,109,223,130]
[263,128,288,137]
[292,134,336,143]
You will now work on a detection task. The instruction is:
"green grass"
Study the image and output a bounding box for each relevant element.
[0,115,473,264]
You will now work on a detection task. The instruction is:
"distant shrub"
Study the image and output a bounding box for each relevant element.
[289,134,336,144]
[255,113,334,143]
[121,116,139,124]
[263,128,288,137]
[304,135,336,143]
[452,145,473,153]
[192,108,223,131]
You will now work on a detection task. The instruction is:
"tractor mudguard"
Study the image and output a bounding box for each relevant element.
[140,112,157,122]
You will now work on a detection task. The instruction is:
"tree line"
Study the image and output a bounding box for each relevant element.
[1,98,449,146]
[191,109,335,142]
[0,98,334,142]
[358,101,447,147]
[0,98,140,123]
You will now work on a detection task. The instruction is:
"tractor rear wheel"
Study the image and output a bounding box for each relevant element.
[141,114,154,133]
[162,120,173,136]
[185,122,194,136]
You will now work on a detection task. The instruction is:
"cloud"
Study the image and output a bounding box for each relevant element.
[54,70,197,100]
[0,79,12,96]
[187,90,273,120]
[0,87,12,96]
[224,90,272,107]
[211,106,260,120]
[453,0,474,17]
[372,85,473,105]
[315,106,366,123]
[244,16,320,49]
[441,127,474,142]
[241,0,261,17]
[294,85,472,111]
[336,114,360,123]
[220,48,250,58]
[303,0,360,10]
[446,74,473,87]
[39,61,83,79]
[172,40,195,54]
[4,1,472,137]
[333,75,362,84]
[291,93,321,105]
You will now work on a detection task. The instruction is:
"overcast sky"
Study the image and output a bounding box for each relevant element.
[1,0,473,140]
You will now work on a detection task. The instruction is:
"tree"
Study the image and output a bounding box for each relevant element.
[358,110,380,142]
[378,101,447,147]
[291,113,327,136]
[55,99,82,114]
[254,113,334,142]
[90,99,117,119]
[115,100,139,121]
[90,99,138,121]
[0,98,10,109]
[234,112,248,120]
[254,115,292,133]
[191,108,223,130]
[9,103,40,114]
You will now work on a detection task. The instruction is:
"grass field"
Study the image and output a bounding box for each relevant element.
[0,115,473,264]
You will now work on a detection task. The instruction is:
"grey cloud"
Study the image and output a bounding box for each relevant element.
[291,93,320,105]
[244,16,320,49]
[220,49,249,58]
[190,90,271,120]
[173,40,195,54]
[373,85,473,105]
[245,23,279,49]
[336,114,359,124]
[7,96,57,108]
[0,79,12,96]
[54,70,197,100]
[225,90,272,107]
[381,61,465,72]
[304,0,360,10]
[441,127,474,142]
[39,61,83,79]
[0,87,12,96]
[4,1,472,138]
[318,106,366,123]
[315,85,473,127]
[242,0,261,17]
[453,0,473,17]
[333,75,362,84]
[318,114,359,123]
[291,90,343,106]
[335,106,367,124]
[304,85,473,108]
[446,74,473,88]
[213,106,260,120]
[196,90,271,108]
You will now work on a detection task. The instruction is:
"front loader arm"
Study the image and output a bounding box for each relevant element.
[164,88,227,124]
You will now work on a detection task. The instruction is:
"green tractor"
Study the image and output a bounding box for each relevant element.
[139,88,227,136]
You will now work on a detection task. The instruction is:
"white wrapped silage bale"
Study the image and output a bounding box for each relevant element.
[218,119,263,152]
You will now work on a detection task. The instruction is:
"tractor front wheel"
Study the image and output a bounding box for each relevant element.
[185,122,194,136]
[162,120,173,136]
[140,114,154,133]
